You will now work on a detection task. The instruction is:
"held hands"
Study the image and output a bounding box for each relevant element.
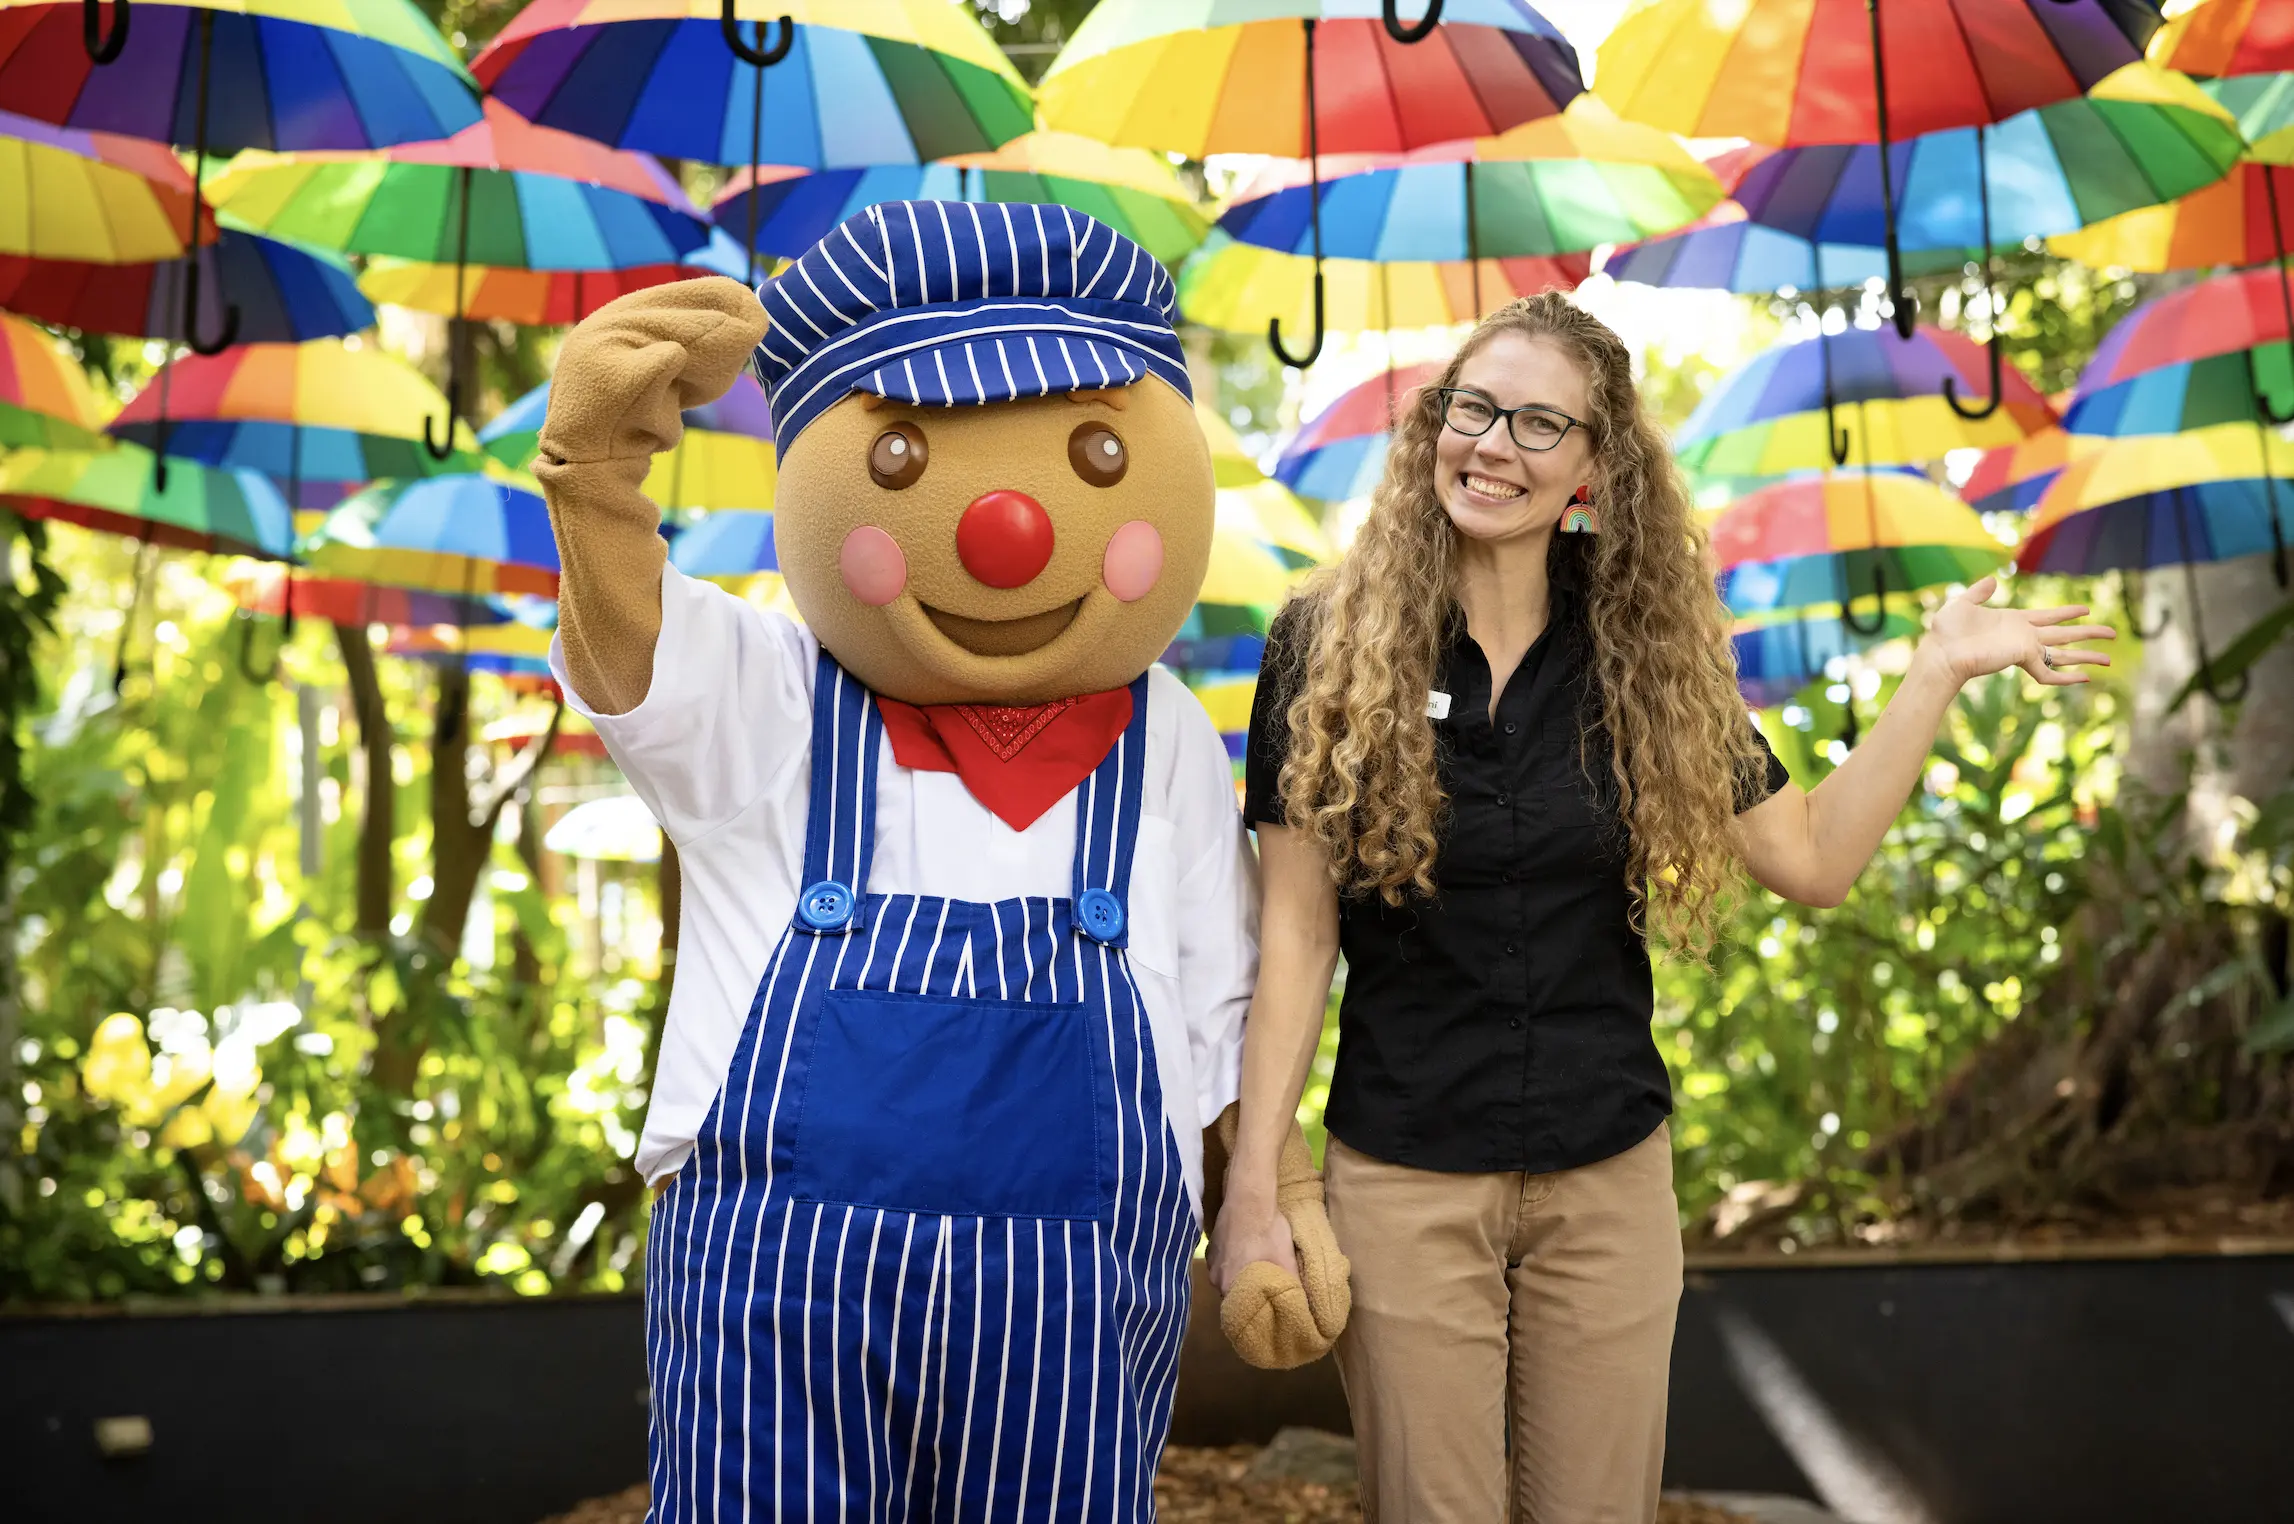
[1205,1105,1351,1370]
[539,276,768,468]
[1920,574,2115,688]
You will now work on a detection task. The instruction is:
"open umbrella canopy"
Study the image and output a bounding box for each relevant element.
[1961,428,2100,513]
[0,222,373,342]
[1038,0,1585,158]
[2048,161,2294,269]
[1719,63,2244,251]
[206,98,711,270]
[223,562,507,627]
[1211,98,1723,262]
[711,132,1211,267]
[1195,401,1271,489]
[1179,231,1588,339]
[1599,204,1900,294]
[1709,470,2003,567]
[0,444,293,559]
[299,472,561,598]
[2071,265,2292,391]
[1733,606,1924,709]
[1275,360,1445,502]
[2151,0,2294,82]
[471,0,1033,169]
[107,339,483,485]
[356,256,695,325]
[1593,0,2162,145]
[668,508,776,580]
[0,308,113,450]
[0,0,480,152]
[1676,324,2056,475]
[2065,354,2294,436]
[482,374,775,512]
[1219,477,1333,571]
[2016,422,2294,573]
[0,106,206,262]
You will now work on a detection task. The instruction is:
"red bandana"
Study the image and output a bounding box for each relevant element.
[876,688,1135,832]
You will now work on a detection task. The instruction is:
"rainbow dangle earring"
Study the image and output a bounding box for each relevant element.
[1560,483,1599,534]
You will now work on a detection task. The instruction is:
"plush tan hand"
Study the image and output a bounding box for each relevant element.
[535,277,769,716]
[1208,1103,1351,1370]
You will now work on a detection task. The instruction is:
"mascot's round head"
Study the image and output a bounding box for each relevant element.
[750,201,1214,706]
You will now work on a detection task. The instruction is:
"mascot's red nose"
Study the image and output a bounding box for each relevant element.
[956,490,1055,589]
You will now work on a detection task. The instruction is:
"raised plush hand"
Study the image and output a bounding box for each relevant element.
[535,277,768,715]
[1209,1103,1351,1370]
[1921,574,2115,687]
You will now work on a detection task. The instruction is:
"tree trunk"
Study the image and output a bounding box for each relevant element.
[420,662,478,955]
[335,622,393,938]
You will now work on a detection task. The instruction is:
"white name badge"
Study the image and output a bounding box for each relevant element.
[1426,690,1452,720]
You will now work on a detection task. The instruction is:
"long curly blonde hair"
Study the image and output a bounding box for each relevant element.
[1272,292,1767,960]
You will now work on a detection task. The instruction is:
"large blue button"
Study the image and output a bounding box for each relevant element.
[1077,887,1125,943]
[797,880,854,932]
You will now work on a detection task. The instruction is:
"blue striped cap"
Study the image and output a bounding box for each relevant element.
[750,200,1191,452]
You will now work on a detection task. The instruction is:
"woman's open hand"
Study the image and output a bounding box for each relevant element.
[1922,574,2115,688]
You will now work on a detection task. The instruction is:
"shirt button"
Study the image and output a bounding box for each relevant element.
[1496,791,1511,807]
[1503,721,1518,736]
[1502,871,1515,885]
[1508,1018,1522,1030]
[1505,942,1519,956]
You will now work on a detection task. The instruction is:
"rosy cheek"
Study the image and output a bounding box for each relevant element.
[839,526,908,607]
[1101,520,1164,603]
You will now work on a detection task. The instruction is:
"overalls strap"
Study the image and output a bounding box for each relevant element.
[793,651,883,936]
[1070,672,1152,947]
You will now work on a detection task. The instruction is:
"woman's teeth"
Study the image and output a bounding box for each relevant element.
[1464,473,1524,500]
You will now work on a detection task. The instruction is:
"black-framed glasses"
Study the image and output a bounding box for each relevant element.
[1434,388,1585,452]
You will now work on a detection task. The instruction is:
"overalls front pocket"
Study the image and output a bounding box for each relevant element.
[781,987,1114,1221]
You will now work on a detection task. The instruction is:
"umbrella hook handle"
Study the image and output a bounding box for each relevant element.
[1383,0,1443,45]
[2171,493,2252,704]
[1865,0,1916,340]
[1818,320,1851,467]
[82,0,127,63]
[1838,697,1861,752]
[2120,569,2169,640]
[425,165,475,463]
[2252,169,2294,427]
[1269,19,1327,370]
[234,610,280,685]
[180,8,239,358]
[720,4,794,68]
[2245,347,2294,588]
[1942,124,2003,420]
[1840,561,1889,636]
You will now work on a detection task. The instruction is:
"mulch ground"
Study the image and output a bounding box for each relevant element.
[536,1451,1753,1524]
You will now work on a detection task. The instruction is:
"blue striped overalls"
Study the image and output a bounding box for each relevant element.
[644,655,1197,1521]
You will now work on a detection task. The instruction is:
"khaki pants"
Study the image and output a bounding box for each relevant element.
[1324,1122,1684,1524]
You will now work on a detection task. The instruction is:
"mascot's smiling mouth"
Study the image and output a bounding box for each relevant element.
[921,597,1086,657]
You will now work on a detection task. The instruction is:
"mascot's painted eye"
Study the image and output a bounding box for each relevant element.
[869,423,929,489]
[1067,424,1127,487]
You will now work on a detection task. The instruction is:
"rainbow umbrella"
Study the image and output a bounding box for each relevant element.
[1275,360,1446,502]
[668,508,776,581]
[0,0,480,359]
[106,338,482,501]
[711,131,1212,268]
[354,256,694,326]
[1179,231,1589,344]
[223,562,506,629]
[1961,428,2100,514]
[1219,476,1334,571]
[1732,606,1924,709]
[1195,400,1272,489]
[1184,673,1259,762]
[1676,324,2056,479]
[481,373,776,512]
[473,1,1034,285]
[1600,205,1897,295]
[299,473,561,600]
[1042,0,1584,365]
[0,223,372,342]
[1710,471,2009,627]
[209,98,712,447]
[1212,98,1723,264]
[1597,0,2162,337]
[2017,421,2294,699]
[0,443,292,559]
[0,106,204,261]
[0,307,112,450]
[2152,0,2294,83]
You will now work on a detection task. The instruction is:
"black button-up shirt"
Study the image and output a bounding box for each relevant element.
[1243,571,1789,1176]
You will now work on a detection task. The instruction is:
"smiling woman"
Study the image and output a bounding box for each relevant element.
[1211,289,2117,1521]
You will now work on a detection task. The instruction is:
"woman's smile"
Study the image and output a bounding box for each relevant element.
[1459,471,1526,503]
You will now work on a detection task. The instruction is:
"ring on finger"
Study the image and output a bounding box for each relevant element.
[2041,648,2057,669]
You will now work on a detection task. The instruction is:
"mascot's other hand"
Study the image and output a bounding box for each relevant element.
[540,276,768,467]
[1210,1103,1352,1370]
